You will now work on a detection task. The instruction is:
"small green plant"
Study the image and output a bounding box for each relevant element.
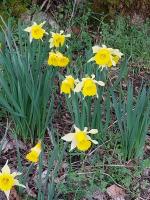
[111,83,150,160]
[101,17,150,67]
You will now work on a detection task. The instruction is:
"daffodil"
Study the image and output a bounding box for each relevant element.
[74,74,105,97]
[88,45,123,68]
[0,161,25,200]
[61,75,75,96]
[24,21,48,42]
[108,48,123,67]
[26,141,42,163]
[61,126,98,151]
[48,51,69,67]
[49,30,71,48]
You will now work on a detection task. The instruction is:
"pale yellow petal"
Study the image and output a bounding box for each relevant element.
[2,160,10,174]
[29,34,33,43]
[12,172,22,178]
[90,139,98,144]
[4,190,10,200]
[84,127,88,132]
[74,82,83,92]
[70,140,77,151]
[91,74,95,79]
[113,49,123,58]
[49,39,54,48]
[102,44,107,48]
[60,30,64,34]
[65,33,71,37]
[96,80,105,86]
[39,21,46,27]
[14,179,26,188]
[61,133,74,141]
[92,45,101,53]
[87,57,95,63]
[88,129,98,134]
[24,27,31,32]
[74,125,80,132]
[87,135,98,144]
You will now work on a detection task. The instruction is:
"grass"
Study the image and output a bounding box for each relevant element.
[101,17,150,68]
[57,132,149,199]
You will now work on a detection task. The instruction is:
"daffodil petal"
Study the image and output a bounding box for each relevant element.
[60,30,64,34]
[29,34,33,43]
[65,34,71,37]
[102,44,107,48]
[87,57,95,63]
[24,27,31,32]
[112,49,123,58]
[2,160,10,174]
[91,74,95,79]
[84,127,88,132]
[14,179,26,188]
[74,125,80,132]
[96,81,105,86]
[61,133,74,141]
[12,172,22,178]
[4,190,10,200]
[39,21,46,27]
[70,140,77,151]
[90,139,98,144]
[49,39,54,48]
[74,82,83,92]
[88,129,98,134]
[92,45,101,53]
[87,135,98,144]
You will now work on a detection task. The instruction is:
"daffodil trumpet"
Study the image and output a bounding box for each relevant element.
[26,141,42,163]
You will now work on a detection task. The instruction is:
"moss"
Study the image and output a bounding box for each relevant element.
[0,0,31,19]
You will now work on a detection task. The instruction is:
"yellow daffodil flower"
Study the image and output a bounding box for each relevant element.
[26,141,42,163]
[0,161,25,200]
[48,51,69,67]
[61,126,98,151]
[61,75,75,96]
[74,74,105,97]
[108,49,123,67]
[24,21,48,42]
[49,30,71,48]
[88,45,123,68]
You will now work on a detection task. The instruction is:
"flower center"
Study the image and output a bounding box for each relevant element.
[31,26,45,39]
[0,173,15,191]
[2,177,9,184]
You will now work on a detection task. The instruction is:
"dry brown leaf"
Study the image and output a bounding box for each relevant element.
[1,137,26,153]
[92,190,108,200]
[107,184,126,200]
[9,188,20,200]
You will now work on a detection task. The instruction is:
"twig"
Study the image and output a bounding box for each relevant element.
[68,0,77,26]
